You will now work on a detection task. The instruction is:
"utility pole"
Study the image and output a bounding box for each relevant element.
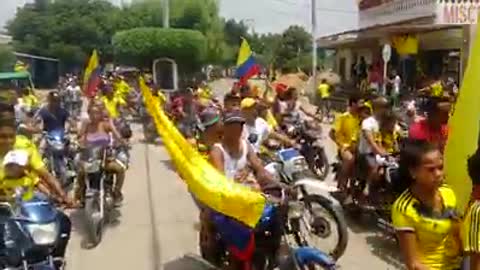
[163,0,170,28]
[311,0,318,93]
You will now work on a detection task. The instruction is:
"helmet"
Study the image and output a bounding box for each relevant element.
[275,83,288,96]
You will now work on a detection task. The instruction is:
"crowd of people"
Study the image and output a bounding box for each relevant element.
[0,63,479,269]
[166,72,480,270]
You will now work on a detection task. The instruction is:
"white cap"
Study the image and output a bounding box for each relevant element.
[3,150,29,166]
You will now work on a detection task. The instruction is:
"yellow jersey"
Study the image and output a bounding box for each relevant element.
[431,81,444,97]
[102,96,126,119]
[197,87,212,100]
[332,112,360,150]
[461,200,480,253]
[391,185,461,270]
[317,83,330,98]
[0,136,44,201]
[114,80,131,98]
[380,128,400,154]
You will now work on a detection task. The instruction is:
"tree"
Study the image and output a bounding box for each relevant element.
[8,0,122,71]
[0,45,15,72]
[112,27,207,72]
[275,25,312,70]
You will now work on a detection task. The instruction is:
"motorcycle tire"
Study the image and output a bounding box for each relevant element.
[302,194,348,260]
[84,197,103,248]
[311,148,330,181]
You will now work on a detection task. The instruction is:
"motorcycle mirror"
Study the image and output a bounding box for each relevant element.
[248,133,259,144]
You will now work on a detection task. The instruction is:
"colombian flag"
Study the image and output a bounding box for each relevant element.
[444,25,480,212]
[83,50,101,98]
[235,38,259,84]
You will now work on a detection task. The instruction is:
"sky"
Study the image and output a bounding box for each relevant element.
[0,0,358,37]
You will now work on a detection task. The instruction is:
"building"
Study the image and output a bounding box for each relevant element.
[318,0,470,90]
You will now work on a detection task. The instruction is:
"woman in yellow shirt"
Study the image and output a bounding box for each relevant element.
[392,140,461,270]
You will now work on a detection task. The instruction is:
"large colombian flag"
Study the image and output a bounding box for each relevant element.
[235,38,260,84]
[83,50,102,98]
[444,26,480,213]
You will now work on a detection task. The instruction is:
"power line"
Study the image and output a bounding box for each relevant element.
[273,0,360,14]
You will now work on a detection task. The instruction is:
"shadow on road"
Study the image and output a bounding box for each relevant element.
[365,234,404,270]
[342,208,404,269]
[69,207,122,250]
[160,159,176,172]
[164,254,217,270]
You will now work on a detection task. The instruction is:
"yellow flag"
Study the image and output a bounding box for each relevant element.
[83,50,100,96]
[139,78,266,227]
[444,28,480,213]
[236,38,253,66]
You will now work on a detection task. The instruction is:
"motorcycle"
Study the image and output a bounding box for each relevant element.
[0,189,67,270]
[42,130,76,189]
[260,145,348,260]
[200,186,339,270]
[281,114,330,180]
[81,144,116,247]
[340,153,400,234]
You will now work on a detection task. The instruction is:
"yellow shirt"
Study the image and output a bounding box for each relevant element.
[332,112,359,149]
[391,185,461,270]
[380,129,400,154]
[318,83,330,98]
[461,200,480,253]
[21,94,39,109]
[0,136,44,201]
[114,80,131,98]
[197,87,212,100]
[265,110,278,130]
[102,96,126,119]
[431,81,444,97]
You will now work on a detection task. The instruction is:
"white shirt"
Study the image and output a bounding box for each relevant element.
[66,85,81,102]
[358,116,380,154]
[393,75,401,95]
[242,117,271,153]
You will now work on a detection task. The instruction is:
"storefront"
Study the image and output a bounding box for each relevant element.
[318,0,465,90]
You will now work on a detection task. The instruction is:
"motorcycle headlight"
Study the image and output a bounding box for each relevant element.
[84,160,102,173]
[26,223,58,245]
[48,140,64,152]
[293,158,307,171]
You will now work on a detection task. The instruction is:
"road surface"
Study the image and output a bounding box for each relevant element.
[65,121,405,270]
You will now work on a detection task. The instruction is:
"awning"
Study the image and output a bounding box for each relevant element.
[14,52,59,62]
[317,16,460,48]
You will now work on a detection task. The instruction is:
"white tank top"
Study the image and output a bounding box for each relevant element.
[214,141,248,180]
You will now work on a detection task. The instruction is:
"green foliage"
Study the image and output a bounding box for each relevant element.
[275,25,312,69]
[0,45,16,72]
[8,0,122,70]
[8,0,223,70]
[8,0,321,72]
[112,27,207,71]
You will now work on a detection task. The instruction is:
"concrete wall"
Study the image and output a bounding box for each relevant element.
[335,46,378,82]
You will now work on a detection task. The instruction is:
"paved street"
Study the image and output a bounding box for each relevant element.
[65,123,405,270]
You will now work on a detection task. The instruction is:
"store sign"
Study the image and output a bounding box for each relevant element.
[359,0,436,28]
[436,0,480,24]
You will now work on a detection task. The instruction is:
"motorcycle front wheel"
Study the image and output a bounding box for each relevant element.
[310,147,330,181]
[84,196,104,248]
[299,195,348,260]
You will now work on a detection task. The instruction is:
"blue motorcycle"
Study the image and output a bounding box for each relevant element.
[0,190,67,270]
[200,187,338,270]
[43,130,76,189]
